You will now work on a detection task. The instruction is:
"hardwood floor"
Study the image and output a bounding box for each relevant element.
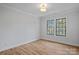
[0,39,79,55]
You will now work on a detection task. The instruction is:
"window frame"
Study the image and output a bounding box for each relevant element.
[56,18,66,36]
[47,20,54,35]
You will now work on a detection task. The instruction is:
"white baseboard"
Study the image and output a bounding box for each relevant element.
[41,39,79,47]
[0,39,39,52]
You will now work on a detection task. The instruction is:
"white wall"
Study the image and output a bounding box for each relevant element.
[40,8,79,46]
[0,4,79,52]
[0,5,40,51]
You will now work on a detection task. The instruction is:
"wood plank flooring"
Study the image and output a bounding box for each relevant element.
[0,39,79,55]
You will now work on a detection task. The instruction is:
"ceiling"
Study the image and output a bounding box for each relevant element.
[2,3,79,17]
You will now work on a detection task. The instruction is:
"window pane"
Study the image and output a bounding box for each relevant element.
[56,18,66,36]
[47,20,54,35]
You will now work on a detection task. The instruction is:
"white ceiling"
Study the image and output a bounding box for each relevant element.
[2,3,79,17]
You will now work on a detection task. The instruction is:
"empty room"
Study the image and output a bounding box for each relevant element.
[0,3,79,55]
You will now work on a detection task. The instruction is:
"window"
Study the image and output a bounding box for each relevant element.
[47,20,54,35]
[56,18,66,36]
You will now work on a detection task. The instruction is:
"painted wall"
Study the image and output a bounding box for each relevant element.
[40,8,79,46]
[0,5,40,51]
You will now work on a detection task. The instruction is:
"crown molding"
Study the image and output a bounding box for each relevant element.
[1,4,39,18]
[1,4,79,18]
[41,6,79,17]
